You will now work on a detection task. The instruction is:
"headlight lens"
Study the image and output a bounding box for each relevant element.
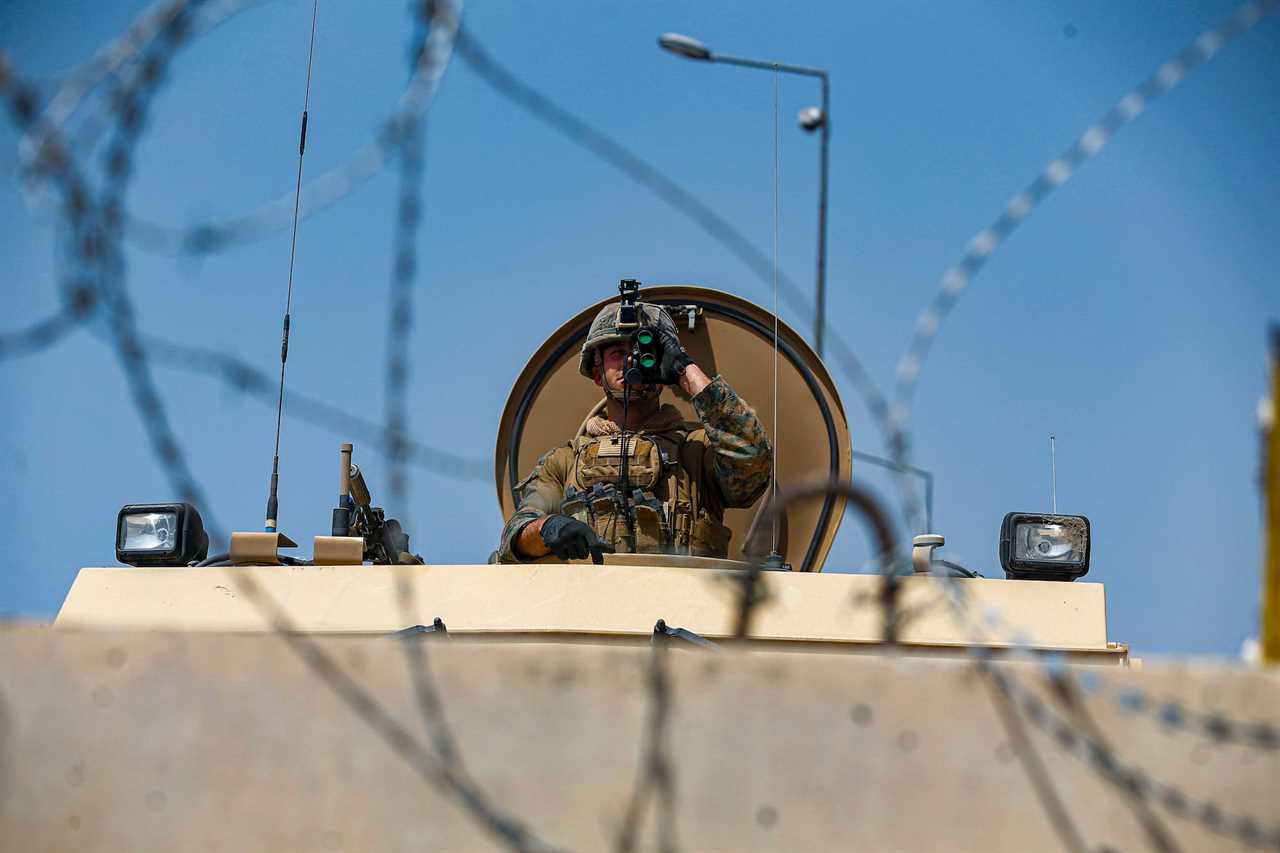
[1014,522,1084,562]
[115,503,208,566]
[999,513,1090,581]
[119,511,178,551]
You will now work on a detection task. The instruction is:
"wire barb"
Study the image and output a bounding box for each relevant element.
[991,665,1280,850]
[615,637,680,853]
[452,31,893,441]
[0,306,84,362]
[4,3,573,851]
[888,0,1279,529]
[980,660,1090,853]
[3,5,1278,850]
[385,107,425,517]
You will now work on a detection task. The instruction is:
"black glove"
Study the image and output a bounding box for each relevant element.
[539,514,616,564]
[657,328,693,385]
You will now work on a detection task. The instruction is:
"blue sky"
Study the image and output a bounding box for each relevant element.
[1,1,1277,656]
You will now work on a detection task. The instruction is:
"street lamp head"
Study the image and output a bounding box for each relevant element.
[798,106,826,132]
[658,32,712,61]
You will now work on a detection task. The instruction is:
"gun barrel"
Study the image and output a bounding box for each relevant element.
[339,443,353,501]
[349,463,372,509]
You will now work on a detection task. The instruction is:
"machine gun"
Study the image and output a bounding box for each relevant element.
[347,463,423,565]
[331,443,424,565]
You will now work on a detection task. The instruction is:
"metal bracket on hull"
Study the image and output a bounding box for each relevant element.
[392,617,449,639]
[652,618,718,649]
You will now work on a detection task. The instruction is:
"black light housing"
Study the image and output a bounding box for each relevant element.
[658,32,712,61]
[999,512,1090,581]
[116,502,209,567]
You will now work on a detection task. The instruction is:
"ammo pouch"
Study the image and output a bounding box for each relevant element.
[571,434,669,551]
[689,510,732,558]
[562,484,670,553]
[565,427,734,559]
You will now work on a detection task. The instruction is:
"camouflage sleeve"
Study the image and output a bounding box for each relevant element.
[491,446,572,564]
[690,375,773,508]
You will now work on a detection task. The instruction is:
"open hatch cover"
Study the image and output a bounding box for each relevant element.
[494,285,852,571]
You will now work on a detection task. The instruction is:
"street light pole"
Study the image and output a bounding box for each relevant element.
[815,74,829,358]
[659,33,831,358]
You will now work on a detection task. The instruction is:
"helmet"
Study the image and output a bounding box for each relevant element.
[577,302,680,377]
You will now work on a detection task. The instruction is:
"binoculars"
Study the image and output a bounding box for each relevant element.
[616,279,666,386]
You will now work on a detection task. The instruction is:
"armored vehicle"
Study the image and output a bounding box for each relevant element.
[6,286,1275,852]
[55,285,1120,663]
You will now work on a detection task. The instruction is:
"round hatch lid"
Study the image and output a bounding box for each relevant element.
[493,285,852,571]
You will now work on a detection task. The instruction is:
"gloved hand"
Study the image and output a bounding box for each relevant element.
[539,514,616,564]
[657,327,693,385]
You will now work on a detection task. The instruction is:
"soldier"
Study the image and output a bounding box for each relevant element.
[493,301,773,563]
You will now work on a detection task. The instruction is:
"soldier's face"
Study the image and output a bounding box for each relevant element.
[593,343,629,391]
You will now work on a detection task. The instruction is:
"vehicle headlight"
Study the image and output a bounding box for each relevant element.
[999,512,1090,581]
[115,503,209,567]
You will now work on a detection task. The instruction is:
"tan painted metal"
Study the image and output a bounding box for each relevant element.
[311,535,363,565]
[55,563,1119,660]
[228,530,298,565]
[493,285,852,572]
[600,552,753,571]
[1,627,1269,852]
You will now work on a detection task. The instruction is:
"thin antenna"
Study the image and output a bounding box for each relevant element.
[264,0,320,533]
[1049,434,1058,515]
[770,64,781,554]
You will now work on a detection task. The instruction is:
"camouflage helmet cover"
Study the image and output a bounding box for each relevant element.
[578,302,680,377]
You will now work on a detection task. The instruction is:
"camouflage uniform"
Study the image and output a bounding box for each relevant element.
[493,375,772,562]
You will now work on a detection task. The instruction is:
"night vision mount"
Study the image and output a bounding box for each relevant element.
[615,279,666,387]
[615,278,642,331]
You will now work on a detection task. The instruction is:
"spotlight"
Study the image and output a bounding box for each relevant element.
[116,502,209,567]
[999,512,1090,581]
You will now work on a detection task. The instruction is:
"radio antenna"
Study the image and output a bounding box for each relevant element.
[264,0,320,533]
[1049,434,1058,515]
[770,64,781,555]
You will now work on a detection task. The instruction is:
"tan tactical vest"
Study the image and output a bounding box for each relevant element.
[559,428,733,558]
